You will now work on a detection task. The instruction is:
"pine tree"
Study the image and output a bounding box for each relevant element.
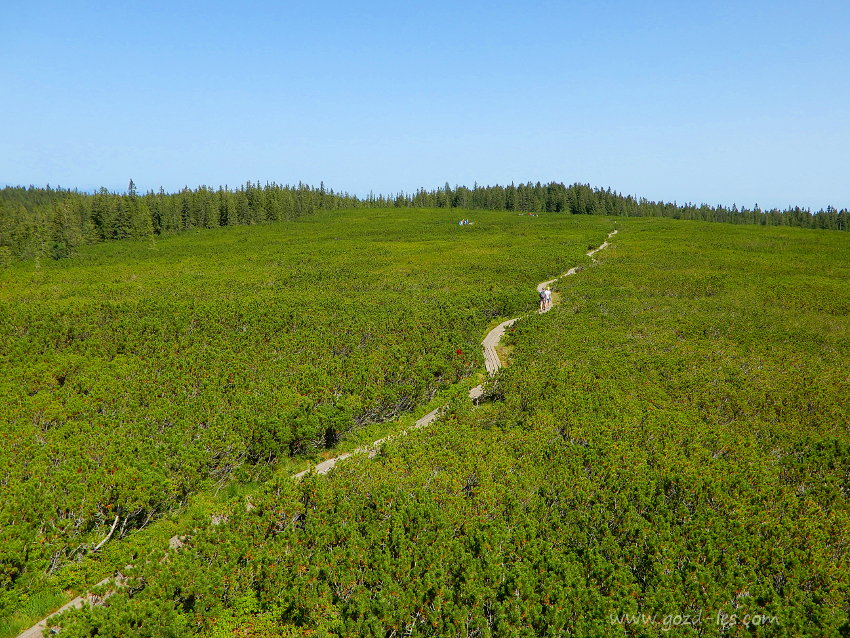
[49,200,82,259]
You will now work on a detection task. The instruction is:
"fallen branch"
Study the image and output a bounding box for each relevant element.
[93,514,120,552]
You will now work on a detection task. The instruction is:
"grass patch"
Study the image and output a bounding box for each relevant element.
[0,590,67,638]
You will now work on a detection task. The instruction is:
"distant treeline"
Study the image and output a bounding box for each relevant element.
[1,180,847,262]
[0,181,359,262]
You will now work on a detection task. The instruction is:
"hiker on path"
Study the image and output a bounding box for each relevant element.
[539,288,547,312]
[544,287,552,310]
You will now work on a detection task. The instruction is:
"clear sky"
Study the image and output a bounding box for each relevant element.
[2,0,848,210]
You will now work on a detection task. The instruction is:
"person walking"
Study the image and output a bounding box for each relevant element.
[544,287,552,310]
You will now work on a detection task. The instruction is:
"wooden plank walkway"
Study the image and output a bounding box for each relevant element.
[291,228,618,478]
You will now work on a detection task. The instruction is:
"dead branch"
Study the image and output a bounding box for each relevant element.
[93,514,120,552]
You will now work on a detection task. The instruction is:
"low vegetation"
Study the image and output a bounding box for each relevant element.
[19,216,847,636]
[0,207,610,632]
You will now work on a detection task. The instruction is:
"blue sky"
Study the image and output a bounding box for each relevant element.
[2,0,848,210]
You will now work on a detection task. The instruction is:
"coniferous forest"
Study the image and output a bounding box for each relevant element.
[1,180,846,264]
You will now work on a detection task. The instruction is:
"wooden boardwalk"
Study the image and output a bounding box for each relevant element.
[291,228,618,478]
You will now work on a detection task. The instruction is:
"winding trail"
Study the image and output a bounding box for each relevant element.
[16,229,617,638]
[537,230,616,293]
[294,228,617,477]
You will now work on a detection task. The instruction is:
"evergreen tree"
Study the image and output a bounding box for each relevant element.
[49,200,82,259]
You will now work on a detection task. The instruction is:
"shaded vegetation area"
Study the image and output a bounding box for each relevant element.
[38,219,850,636]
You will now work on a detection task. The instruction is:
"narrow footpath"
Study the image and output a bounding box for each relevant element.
[295,228,617,476]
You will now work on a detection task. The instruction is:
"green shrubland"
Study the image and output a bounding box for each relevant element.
[36,216,850,637]
[0,208,610,631]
